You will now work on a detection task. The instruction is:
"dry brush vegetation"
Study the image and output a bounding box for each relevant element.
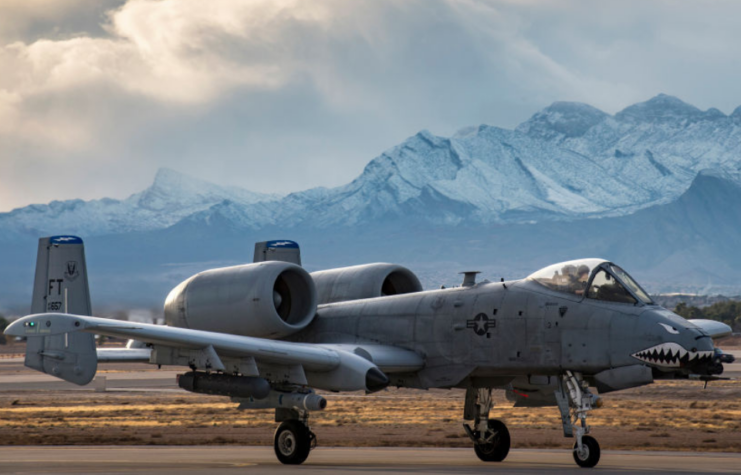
[1,380,741,452]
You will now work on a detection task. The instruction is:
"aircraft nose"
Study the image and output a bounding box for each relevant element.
[680,322,725,376]
[631,311,716,373]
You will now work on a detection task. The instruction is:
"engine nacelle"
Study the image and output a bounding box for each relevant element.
[164,261,317,339]
[310,263,423,305]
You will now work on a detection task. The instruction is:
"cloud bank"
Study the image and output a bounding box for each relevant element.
[2,0,741,211]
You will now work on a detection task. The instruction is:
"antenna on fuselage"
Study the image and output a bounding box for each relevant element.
[459,271,481,287]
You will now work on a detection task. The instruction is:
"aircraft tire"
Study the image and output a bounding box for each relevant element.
[473,419,510,462]
[274,420,311,465]
[573,435,600,468]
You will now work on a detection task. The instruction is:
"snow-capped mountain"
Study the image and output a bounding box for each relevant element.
[0,168,280,237]
[517,94,741,203]
[4,94,741,240]
[270,127,649,227]
[183,95,741,230]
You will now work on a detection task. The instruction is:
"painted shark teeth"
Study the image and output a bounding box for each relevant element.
[631,343,714,368]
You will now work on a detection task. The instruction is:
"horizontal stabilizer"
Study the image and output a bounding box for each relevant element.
[21,325,97,386]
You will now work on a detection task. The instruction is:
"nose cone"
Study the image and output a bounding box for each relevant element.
[631,309,717,375]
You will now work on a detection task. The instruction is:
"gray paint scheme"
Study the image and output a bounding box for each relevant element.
[11,248,727,394]
[5,237,734,468]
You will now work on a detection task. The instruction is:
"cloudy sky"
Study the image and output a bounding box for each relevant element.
[2,0,741,211]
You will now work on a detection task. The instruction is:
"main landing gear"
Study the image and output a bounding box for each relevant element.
[463,388,511,462]
[273,410,316,465]
[555,371,602,468]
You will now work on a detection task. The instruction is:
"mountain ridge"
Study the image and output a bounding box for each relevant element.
[12,93,741,238]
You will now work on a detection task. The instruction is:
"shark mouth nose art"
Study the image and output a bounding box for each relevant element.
[632,343,714,368]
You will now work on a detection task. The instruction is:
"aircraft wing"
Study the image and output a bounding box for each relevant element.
[5,313,423,391]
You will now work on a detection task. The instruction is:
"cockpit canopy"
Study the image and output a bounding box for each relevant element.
[527,258,652,305]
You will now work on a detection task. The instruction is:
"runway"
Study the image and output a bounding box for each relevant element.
[0,358,179,391]
[2,350,740,474]
[2,446,740,474]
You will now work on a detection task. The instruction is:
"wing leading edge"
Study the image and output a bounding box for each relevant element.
[6,313,424,391]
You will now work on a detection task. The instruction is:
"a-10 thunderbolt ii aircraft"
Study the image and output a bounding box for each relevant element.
[5,236,736,468]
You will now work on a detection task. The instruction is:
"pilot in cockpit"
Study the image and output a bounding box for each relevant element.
[573,265,590,295]
[555,264,590,295]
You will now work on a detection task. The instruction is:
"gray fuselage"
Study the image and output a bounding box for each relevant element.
[292,278,715,389]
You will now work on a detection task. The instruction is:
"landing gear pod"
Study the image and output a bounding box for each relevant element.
[165,261,317,339]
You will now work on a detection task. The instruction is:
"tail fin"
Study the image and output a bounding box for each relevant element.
[25,236,96,385]
[31,236,92,316]
[253,240,301,266]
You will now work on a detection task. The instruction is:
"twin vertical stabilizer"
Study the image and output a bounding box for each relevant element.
[31,236,92,316]
[253,240,301,266]
[26,236,97,385]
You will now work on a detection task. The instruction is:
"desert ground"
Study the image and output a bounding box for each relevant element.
[1,339,740,453]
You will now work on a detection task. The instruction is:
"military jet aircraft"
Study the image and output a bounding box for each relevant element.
[5,236,735,468]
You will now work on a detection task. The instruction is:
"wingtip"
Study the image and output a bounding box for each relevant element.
[4,313,89,337]
[4,316,30,337]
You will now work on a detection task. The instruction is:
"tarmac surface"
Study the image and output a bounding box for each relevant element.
[1,446,740,474]
[0,357,179,391]
[2,350,740,474]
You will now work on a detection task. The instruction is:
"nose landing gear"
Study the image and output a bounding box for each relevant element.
[556,371,601,468]
[573,434,600,468]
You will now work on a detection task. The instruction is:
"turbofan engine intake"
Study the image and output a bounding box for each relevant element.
[164,261,317,339]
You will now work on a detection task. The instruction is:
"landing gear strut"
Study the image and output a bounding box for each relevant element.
[463,388,511,462]
[555,371,601,468]
[273,410,316,465]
